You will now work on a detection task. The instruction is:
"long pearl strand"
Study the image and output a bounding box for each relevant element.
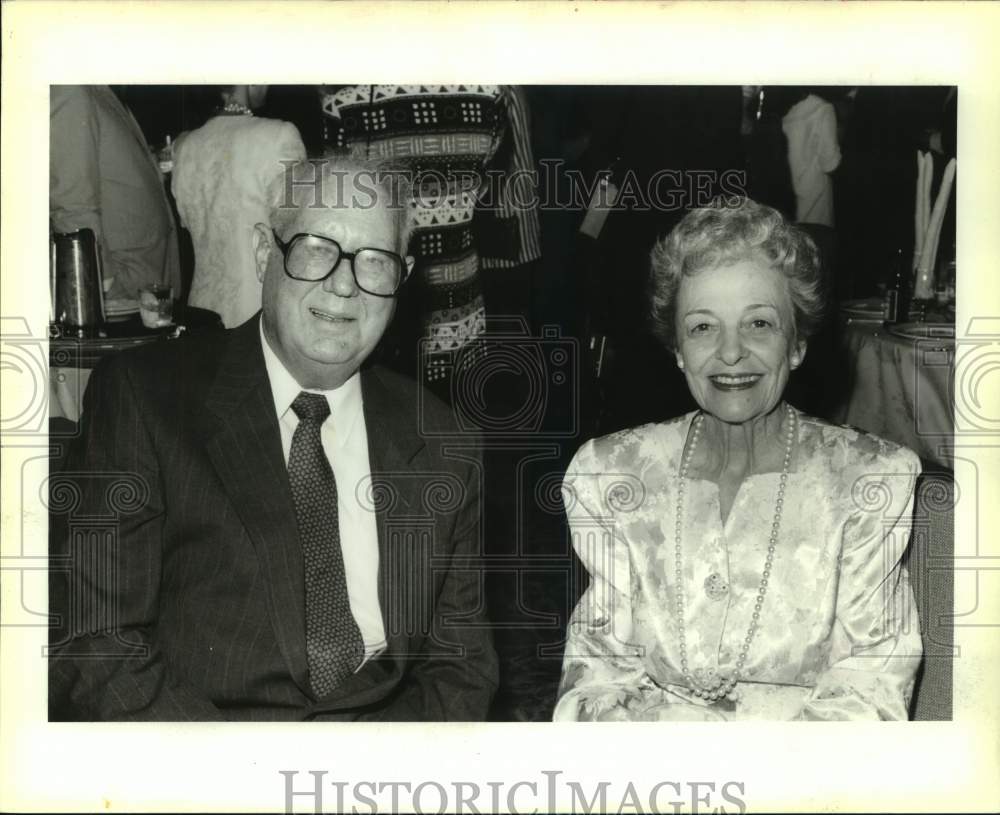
[673,402,796,703]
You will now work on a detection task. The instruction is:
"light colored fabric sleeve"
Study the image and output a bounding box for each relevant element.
[816,101,842,174]
[797,446,923,720]
[172,118,306,326]
[252,121,306,198]
[553,441,657,721]
[170,123,228,231]
[50,86,104,241]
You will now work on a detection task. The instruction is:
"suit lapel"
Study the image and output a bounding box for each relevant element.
[361,365,428,655]
[201,316,310,690]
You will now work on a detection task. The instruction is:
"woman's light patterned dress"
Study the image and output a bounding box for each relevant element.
[554,408,923,721]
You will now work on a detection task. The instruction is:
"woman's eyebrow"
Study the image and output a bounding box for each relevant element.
[683,308,715,317]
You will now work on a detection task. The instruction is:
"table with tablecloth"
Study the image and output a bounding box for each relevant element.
[833,319,954,468]
[49,306,223,423]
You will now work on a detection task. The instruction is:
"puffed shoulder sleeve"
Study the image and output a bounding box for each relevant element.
[553,439,654,721]
[260,121,306,187]
[798,443,922,720]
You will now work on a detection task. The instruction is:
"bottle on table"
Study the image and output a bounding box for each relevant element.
[883,248,909,324]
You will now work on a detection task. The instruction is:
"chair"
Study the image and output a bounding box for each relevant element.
[904,462,955,720]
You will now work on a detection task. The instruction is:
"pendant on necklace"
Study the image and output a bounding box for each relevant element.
[704,571,729,601]
[691,666,741,709]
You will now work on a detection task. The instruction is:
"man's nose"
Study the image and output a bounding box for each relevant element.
[321,257,358,297]
[717,327,748,365]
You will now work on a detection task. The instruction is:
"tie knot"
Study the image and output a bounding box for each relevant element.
[291,392,330,424]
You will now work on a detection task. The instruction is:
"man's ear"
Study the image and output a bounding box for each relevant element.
[252,223,272,283]
[790,339,807,370]
[404,255,416,279]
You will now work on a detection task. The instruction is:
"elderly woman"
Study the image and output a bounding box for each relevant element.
[554,198,922,721]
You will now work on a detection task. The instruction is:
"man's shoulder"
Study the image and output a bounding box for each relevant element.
[362,365,467,438]
[96,327,234,399]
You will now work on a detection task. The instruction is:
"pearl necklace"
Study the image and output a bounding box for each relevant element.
[673,402,796,703]
[219,101,254,117]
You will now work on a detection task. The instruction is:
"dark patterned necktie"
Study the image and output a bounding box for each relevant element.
[288,392,364,697]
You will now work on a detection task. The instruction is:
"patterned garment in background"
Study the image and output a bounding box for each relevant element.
[321,85,541,387]
[554,408,923,721]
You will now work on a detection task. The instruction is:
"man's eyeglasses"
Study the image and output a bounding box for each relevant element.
[271,230,410,297]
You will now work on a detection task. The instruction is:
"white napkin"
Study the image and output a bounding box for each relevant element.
[914,156,956,299]
[913,151,933,274]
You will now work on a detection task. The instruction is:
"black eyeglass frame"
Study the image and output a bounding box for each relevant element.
[271,229,410,297]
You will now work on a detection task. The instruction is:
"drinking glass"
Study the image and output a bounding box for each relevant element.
[138,284,173,328]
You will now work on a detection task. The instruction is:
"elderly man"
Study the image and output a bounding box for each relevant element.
[49,158,497,721]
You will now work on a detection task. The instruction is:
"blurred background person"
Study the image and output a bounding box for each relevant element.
[50,85,181,302]
[171,85,306,327]
[782,88,842,230]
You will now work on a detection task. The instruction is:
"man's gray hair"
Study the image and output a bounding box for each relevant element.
[265,156,415,255]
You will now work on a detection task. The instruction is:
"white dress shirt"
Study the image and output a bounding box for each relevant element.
[260,322,386,662]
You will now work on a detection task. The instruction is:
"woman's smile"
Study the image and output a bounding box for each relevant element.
[708,373,763,390]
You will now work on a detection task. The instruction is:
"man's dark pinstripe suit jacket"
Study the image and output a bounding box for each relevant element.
[49,315,498,721]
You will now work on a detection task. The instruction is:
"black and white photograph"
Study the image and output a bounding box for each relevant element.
[3,2,999,813]
[45,81,956,724]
